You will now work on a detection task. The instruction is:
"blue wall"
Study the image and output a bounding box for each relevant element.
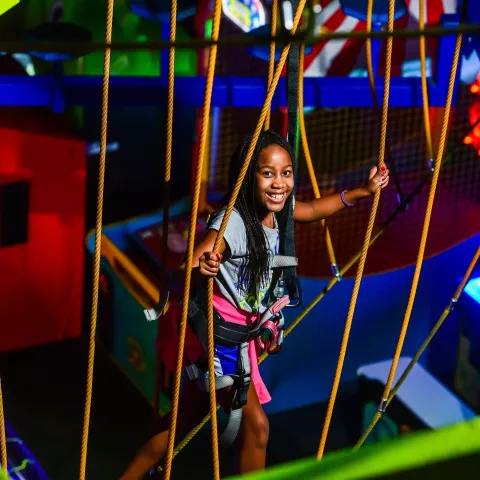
[260,234,480,415]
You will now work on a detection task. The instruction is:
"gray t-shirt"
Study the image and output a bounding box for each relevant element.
[209,208,280,314]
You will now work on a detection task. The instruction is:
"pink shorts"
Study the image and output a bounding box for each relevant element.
[212,288,271,405]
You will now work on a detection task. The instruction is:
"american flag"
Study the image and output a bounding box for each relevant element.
[303,0,458,77]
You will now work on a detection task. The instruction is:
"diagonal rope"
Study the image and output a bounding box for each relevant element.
[385,244,480,408]
[355,2,466,449]
[265,0,278,130]
[316,0,395,460]
[79,1,114,478]
[0,379,7,474]
[162,0,223,478]
[298,42,339,278]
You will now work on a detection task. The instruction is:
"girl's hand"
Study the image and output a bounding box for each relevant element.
[199,252,223,278]
[365,165,390,195]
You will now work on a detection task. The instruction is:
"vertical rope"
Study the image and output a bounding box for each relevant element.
[316,0,395,460]
[162,0,223,478]
[355,9,465,449]
[419,0,434,165]
[365,0,404,205]
[0,379,7,474]
[298,42,339,275]
[79,1,114,478]
[153,0,177,419]
[265,0,278,130]
[163,1,176,274]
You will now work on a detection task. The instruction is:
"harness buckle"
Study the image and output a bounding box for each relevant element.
[232,376,250,410]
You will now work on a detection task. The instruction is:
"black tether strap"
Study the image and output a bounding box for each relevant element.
[282,0,301,306]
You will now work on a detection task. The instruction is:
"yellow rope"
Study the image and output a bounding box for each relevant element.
[364,0,404,205]
[355,13,465,450]
[365,0,376,99]
[298,42,339,275]
[265,0,278,130]
[419,0,434,164]
[0,379,7,474]
[385,244,480,408]
[316,0,394,460]
[171,0,307,460]
[162,0,223,478]
[79,0,114,478]
[153,0,177,421]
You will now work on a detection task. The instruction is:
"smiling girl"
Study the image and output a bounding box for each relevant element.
[121,130,389,479]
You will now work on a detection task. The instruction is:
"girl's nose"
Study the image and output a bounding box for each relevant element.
[272,176,284,188]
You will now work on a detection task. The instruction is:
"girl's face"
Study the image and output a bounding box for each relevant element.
[255,144,294,215]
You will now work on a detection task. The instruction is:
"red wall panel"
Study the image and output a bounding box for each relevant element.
[0,126,85,352]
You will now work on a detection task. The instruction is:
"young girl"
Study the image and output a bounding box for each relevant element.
[121,130,389,479]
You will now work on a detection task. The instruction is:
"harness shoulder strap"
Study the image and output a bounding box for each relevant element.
[282,6,302,306]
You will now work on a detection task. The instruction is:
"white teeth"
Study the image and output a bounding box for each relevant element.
[268,193,285,199]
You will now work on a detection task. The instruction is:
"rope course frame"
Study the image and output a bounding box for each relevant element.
[168,107,480,460]
[0,25,479,54]
[0,1,475,477]
[355,0,470,449]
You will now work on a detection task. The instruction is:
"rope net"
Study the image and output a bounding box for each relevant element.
[208,89,480,279]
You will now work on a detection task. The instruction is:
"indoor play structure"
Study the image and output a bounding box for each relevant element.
[0,0,480,479]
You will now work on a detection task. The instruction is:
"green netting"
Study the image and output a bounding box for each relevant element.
[228,417,480,480]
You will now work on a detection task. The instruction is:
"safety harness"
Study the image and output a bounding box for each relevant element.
[183,254,297,446]
[145,253,298,446]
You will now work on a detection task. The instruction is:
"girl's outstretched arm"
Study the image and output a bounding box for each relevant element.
[294,166,389,223]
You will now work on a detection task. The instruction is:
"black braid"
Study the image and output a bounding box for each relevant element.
[226,129,295,297]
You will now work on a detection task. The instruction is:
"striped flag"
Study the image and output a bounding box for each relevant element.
[304,0,458,77]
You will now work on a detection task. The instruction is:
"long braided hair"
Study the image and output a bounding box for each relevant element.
[227,129,295,297]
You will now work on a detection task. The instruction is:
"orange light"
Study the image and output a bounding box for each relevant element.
[465,73,480,156]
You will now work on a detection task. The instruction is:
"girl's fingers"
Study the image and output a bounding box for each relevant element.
[199,266,217,277]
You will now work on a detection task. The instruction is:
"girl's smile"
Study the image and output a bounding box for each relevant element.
[255,145,294,221]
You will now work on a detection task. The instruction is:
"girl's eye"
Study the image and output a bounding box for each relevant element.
[263,171,273,177]
[283,170,292,176]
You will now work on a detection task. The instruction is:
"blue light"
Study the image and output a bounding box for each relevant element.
[465,277,480,305]
[87,141,120,156]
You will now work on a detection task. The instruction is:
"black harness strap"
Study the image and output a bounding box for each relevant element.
[282,0,301,306]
